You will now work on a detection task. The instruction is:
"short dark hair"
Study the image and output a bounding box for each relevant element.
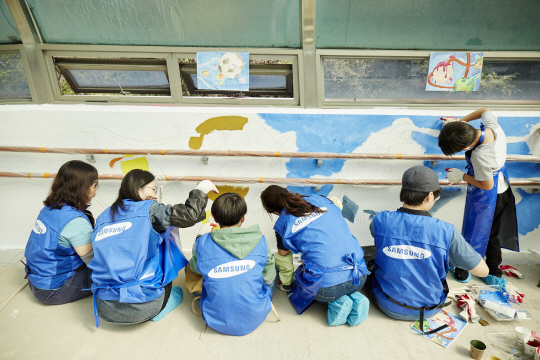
[438,122,477,156]
[400,188,439,206]
[212,193,247,227]
[44,160,98,211]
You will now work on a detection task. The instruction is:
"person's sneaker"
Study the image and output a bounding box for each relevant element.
[482,274,507,287]
[278,283,292,292]
[346,292,369,326]
[327,295,353,326]
[450,266,471,283]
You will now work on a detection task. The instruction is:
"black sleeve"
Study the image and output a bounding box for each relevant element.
[149,189,208,232]
[275,231,289,251]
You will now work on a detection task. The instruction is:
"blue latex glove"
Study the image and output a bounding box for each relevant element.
[482,274,507,287]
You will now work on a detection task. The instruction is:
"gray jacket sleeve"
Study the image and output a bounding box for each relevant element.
[149,189,208,233]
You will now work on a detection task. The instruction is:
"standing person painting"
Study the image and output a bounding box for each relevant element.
[439,108,519,286]
[88,169,216,326]
[24,160,98,305]
[260,185,370,327]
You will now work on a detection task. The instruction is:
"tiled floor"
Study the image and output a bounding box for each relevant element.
[0,251,539,360]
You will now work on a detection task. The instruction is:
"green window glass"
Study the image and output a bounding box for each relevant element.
[316,0,540,50]
[27,0,301,47]
[0,1,21,44]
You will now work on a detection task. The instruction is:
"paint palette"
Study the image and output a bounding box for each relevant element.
[476,288,532,321]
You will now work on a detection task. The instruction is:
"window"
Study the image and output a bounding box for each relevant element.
[0,52,31,101]
[180,61,293,98]
[322,56,540,105]
[55,58,170,96]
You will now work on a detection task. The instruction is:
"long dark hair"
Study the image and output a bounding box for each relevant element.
[260,185,325,217]
[44,160,98,211]
[110,169,155,220]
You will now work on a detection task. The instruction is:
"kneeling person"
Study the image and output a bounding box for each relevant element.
[189,193,277,336]
[370,166,488,331]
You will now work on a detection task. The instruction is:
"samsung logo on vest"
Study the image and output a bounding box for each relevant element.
[32,220,47,234]
[208,260,256,279]
[383,245,431,260]
[291,207,327,233]
[95,222,132,242]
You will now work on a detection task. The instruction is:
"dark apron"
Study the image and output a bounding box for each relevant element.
[461,124,519,257]
[288,253,368,315]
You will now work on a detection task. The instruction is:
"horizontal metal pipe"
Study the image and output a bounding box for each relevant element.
[2,146,540,162]
[2,172,539,187]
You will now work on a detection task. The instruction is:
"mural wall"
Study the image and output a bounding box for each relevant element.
[1,105,539,253]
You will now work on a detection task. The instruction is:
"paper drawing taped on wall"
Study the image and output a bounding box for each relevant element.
[197,52,249,91]
[425,52,483,92]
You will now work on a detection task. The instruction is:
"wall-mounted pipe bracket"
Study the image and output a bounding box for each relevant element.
[202,156,209,165]
[86,154,96,163]
[316,159,323,167]
[313,186,321,192]
[429,160,438,168]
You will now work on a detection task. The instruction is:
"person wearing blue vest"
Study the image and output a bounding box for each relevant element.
[369,166,488,332]
[24,160,98,305]
[439,108,518,286]
[189,193,278,336]
[88,169,216,326]
[260,185,370,327]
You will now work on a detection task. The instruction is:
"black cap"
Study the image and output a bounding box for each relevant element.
[402,165,443,193]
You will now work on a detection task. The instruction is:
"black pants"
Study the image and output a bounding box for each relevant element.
[455,188,512,279]
[28,266,93,305]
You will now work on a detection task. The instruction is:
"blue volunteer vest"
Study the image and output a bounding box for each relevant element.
[274,195,369,314]
[24,205,88,290]
[196,232,272,336]
[462,124,519,257]
[274,195,368,289]
[372,211,453,317]
[88,199,188,327]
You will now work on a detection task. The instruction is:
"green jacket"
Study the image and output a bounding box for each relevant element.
[190,224,276,284]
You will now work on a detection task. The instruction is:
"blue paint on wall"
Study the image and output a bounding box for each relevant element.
[363,210,377,220]
[515,188,540,236]
[430,187,463,214]
[287,185,333,197]
[342,196,359,223]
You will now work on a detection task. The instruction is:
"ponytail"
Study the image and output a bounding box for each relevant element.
[260,185,325,217]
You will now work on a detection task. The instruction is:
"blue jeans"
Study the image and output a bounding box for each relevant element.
[313,274,367,303]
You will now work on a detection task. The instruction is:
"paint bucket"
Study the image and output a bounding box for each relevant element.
[516,327,532,346]
[470,340,486,360]
[487,357,501,360]
[524,336,540,357]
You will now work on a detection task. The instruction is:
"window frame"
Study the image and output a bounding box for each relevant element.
[55,58,170,95]
[316,49,540,110]
[0,44,36,104]
[180,63,294,97]
[38,45,302,106]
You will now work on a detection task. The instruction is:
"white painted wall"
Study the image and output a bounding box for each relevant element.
[1,105,539,253]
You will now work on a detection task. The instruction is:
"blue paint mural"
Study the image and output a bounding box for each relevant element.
[515,189,540,236]
[260,113,540,236]
[342,196,359,223]
[430,188,463,214]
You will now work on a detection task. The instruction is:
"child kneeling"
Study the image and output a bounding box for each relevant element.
[189,193,278,336]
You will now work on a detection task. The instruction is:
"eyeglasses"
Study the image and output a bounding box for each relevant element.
[435,194,441,201]
[92,180,99,189]
[142,186,157,193]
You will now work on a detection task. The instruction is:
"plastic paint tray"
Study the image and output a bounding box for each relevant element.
[475,288,532,322]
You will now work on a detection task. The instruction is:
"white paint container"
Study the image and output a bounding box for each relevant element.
[516,327,532,345]
[524,336,540,357]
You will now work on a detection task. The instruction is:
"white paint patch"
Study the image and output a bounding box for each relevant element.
[383,245,432,260]
[95,222,132,242]
[291,208,327,233]
[208,260,255,278]
[32,220,47,234]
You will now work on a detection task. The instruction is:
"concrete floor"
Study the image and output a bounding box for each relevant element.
[1,251,539,360]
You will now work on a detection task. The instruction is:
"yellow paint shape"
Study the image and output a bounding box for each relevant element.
[208,185,249,201]
[189,116,248,150]
[110,155,150,174]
